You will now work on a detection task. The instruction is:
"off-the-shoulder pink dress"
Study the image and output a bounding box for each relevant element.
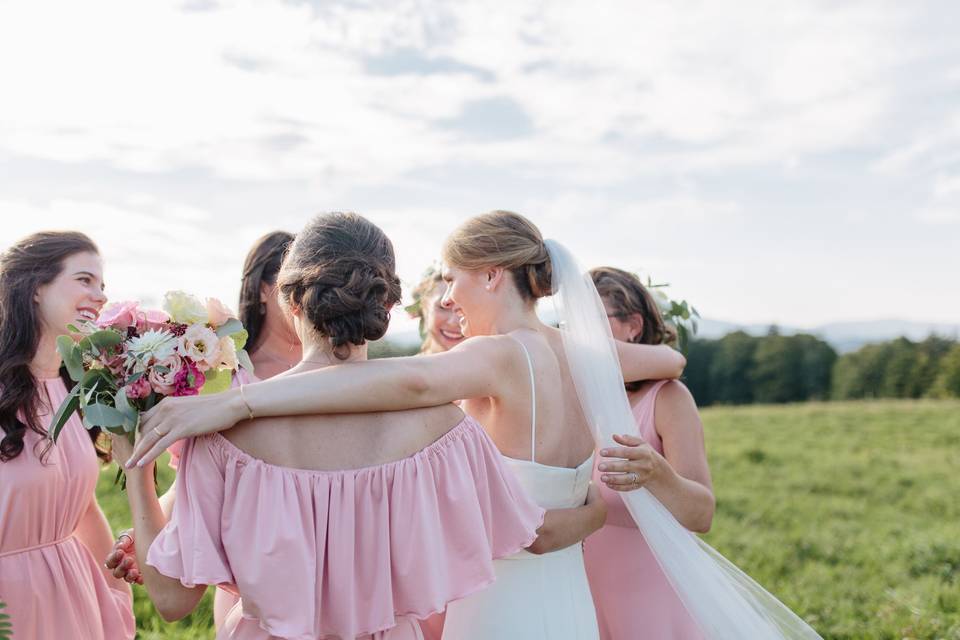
[582,380,705,639]
[0,378,135,639]
[147,415,545,639]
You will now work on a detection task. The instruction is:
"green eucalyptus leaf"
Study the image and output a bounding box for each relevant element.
[88,329,123,350]
[57,335,84,381]
[81,402,127,429]
[114,388,140,432]
[50,384,81,442]
[215,318,244,338]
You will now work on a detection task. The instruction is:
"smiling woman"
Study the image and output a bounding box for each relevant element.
[0,231,135,640]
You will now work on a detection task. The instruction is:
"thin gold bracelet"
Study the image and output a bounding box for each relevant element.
[238,384,255,421]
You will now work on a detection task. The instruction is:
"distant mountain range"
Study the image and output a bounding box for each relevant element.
[697,318,960,353]
[385,317,960,354]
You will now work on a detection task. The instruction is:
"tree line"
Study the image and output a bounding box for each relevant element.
[683,330,960,406]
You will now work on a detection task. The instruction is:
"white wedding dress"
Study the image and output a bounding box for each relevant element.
[441,340,600,640]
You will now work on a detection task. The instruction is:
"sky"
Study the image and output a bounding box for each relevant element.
[1,0,957,339]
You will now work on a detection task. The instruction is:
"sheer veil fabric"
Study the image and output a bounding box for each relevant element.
[545,239,823,640]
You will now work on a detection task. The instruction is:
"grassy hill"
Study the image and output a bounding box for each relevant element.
[97,400,960,639]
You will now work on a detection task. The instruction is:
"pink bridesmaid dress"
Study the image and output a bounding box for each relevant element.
[147,415,545,639]
[0,378,135,640]
[582,380,705,640]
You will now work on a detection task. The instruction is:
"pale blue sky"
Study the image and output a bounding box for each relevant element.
[1,0,957,337]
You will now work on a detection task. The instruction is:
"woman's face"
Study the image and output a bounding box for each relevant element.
[35,251,107,336]
[424,281,464,351]
[440,264,494,338]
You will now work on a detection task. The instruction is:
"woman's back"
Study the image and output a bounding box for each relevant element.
[224,385,465,472]
[461,328,594,469]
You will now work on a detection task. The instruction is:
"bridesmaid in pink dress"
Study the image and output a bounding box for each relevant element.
[112,214,598,639]
[584,267,715,640]
[0,232,135,639]
[108,231,301,630]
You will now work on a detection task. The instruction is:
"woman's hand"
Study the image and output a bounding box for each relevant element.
[126,389,248,468]
[105,529,143,585]
[598,433,664,492]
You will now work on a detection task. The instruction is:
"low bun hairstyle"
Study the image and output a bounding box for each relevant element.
[441,210,553,302]
[277,213,402,360]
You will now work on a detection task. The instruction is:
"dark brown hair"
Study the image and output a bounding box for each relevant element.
[238,231,295,353]
[591,266,677,392]
[442,210,553,303]
[0,231,107,462]
[277,213,402,360]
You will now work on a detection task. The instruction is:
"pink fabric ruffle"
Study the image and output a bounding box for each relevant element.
[148,416,545,640]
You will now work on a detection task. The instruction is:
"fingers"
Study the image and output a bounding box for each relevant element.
[600,472,642,486]
[127,424,174,468]
[129,431,176,468]
[115,529,134,550]
[612,433,644,447]
[111,554,136,580]
[596,460,636,473]
[598,446,645,460]
[105,549,124,570]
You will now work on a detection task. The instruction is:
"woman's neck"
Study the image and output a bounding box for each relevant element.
[30,331,62,378]
[297,341,367,369]
[252,324,302,367]
[487,303,542,336]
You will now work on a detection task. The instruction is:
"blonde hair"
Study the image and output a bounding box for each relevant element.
[409,266,445,354]
[441,210,552,302]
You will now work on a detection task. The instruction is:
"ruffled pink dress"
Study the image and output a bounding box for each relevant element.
[147,415,545,640]
[0,378,135,640]
[582,380,705,640]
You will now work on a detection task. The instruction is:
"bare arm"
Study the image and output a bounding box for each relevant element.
[112,437,206,621]
[599,382,714,533]
[74,494,132,596]
[616,341,686,382]
[129,336,524,467]
[527,483,607,554]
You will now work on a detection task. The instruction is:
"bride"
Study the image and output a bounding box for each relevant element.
[129,210,686,639]
[131,210,824,639]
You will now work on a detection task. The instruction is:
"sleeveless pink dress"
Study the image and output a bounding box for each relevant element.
[582,380,705,640]
[147,415,545,639]
[0,378,135,639]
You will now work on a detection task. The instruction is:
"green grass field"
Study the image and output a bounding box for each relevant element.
[97,400,960,639]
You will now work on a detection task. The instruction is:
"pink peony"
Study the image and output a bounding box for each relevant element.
[206,298,235,327]
[173,360,205,397]
[136,309,171,333]
[148,354,183,396]
[96,301,139,329]
[123,376,151,400]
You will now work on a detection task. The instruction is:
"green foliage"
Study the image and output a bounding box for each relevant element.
[930,344,960,398]
[707,331,759,404]
[0,601,11,640]
[832,336,959,401]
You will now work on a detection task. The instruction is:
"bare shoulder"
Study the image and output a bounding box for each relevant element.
[654,380,702,430]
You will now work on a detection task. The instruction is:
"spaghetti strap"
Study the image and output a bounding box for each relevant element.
[510,337,537,463]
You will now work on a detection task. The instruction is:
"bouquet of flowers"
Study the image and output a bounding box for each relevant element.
[51,291,252,443]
